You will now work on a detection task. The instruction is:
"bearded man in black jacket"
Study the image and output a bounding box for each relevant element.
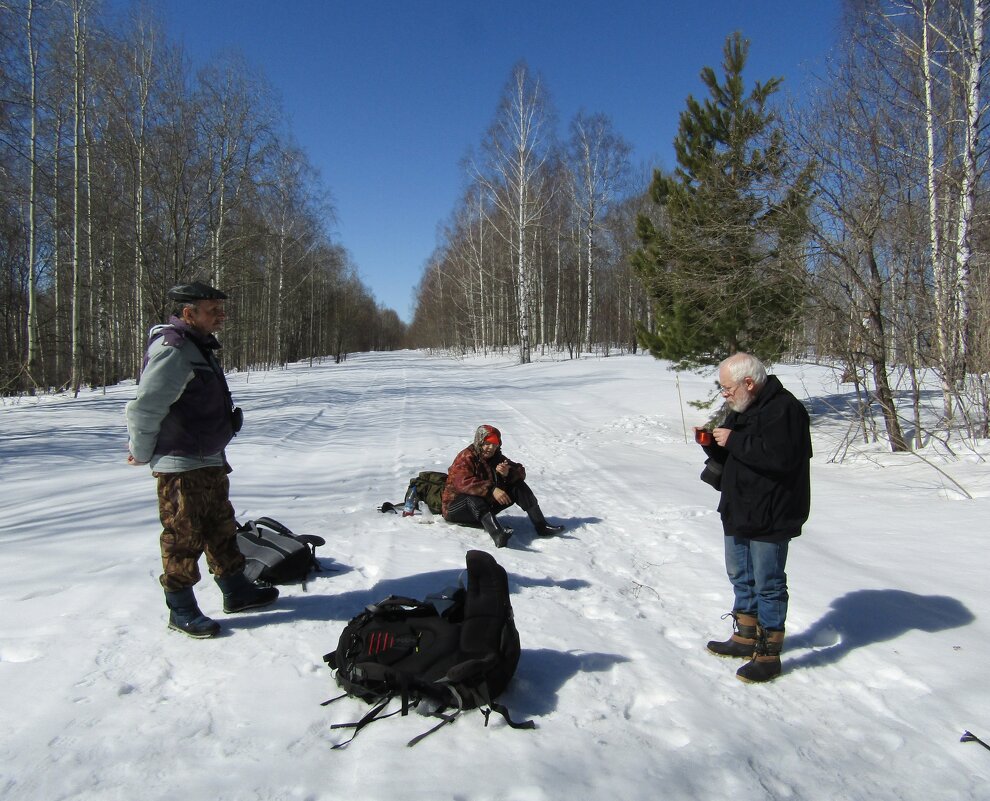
[696,352,812,683]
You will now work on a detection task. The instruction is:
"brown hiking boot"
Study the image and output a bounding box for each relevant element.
[736,628,785,683]
[706,612,758,658]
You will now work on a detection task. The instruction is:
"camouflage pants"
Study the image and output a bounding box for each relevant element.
[155,466,245,591]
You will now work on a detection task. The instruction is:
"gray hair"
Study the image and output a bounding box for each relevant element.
[720,353,767,387]
[171,300,199,318]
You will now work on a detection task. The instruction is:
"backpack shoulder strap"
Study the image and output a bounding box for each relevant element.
[252,517,325,547]
[253,516,293,535]
[368,596,436,615]
[462,681,535,731]
[329,697,401,750]
[405,709,461,747]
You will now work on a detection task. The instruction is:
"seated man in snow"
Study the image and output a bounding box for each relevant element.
[441,424,564,548]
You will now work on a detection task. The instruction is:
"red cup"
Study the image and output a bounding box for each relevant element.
[695,429,713,446]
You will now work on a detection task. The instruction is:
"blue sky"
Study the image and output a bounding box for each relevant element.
[148,1,841,322]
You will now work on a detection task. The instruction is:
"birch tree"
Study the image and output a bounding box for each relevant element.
[792,73,912,453]
[197,55,275,287]
[478,61,556,364]
[24,0,40,391]
[566,111,631,354]
[121,12,156,373]
[872,0,990,420]
[69,0,87,395]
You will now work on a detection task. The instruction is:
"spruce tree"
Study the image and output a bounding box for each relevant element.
[633,32,812,370]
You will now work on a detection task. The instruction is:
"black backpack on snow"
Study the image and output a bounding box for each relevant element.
[236,517,325,585]
[323,549,534,747]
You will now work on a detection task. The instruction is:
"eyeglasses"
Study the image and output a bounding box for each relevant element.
[719,379,751,397]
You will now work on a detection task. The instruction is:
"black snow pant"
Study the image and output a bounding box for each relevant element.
[444,480,539,526]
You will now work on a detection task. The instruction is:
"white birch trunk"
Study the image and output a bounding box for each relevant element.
[53,114,63,381]
[25,0,40,389]
[553,227,562,348]
[953,0,986,371]
[70,0,85,395]
[83,63,99,386]
[275,223,286,365]
[134,69,148,371]
[516,123,532,364]
[920,1,957,417]
[477,196,487,353]
[584,223,594,353]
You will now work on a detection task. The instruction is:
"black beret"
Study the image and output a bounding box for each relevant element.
[166,281,227,302]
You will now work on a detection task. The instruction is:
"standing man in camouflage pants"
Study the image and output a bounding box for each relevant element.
[126,281,278,638]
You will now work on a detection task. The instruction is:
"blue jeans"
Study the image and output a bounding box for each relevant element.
[724,536,789,631]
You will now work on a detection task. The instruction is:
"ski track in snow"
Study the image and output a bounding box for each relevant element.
[0,350,987,801]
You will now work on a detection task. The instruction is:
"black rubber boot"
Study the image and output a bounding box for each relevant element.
[736,628,784,683]
[215,571,279,613]
[527,504,565,537]
[706,611,758,658]
[165,587,220,639]
[480,512,513,548]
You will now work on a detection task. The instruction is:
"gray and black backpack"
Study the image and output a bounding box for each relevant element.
[322,549,534,747]
[236,517,325,585]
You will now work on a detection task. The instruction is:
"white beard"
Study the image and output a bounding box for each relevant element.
[729,393,755,413]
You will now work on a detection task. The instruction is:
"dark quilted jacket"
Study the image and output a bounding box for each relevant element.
[713,375,812,540]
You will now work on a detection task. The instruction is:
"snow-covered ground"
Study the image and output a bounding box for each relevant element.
[1,349,987,801]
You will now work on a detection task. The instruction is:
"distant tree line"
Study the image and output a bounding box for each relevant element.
[407,62,650,361]
[0,0,406,396]
[410,1,990,450]
[5,0,988,451]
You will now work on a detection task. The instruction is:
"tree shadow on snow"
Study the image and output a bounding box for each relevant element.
[802,388,942,425]
[220,567,468,631]
[219,566,590,632]
[785,588,974,671]
[506,648,630,717]
[497,515,603,551]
